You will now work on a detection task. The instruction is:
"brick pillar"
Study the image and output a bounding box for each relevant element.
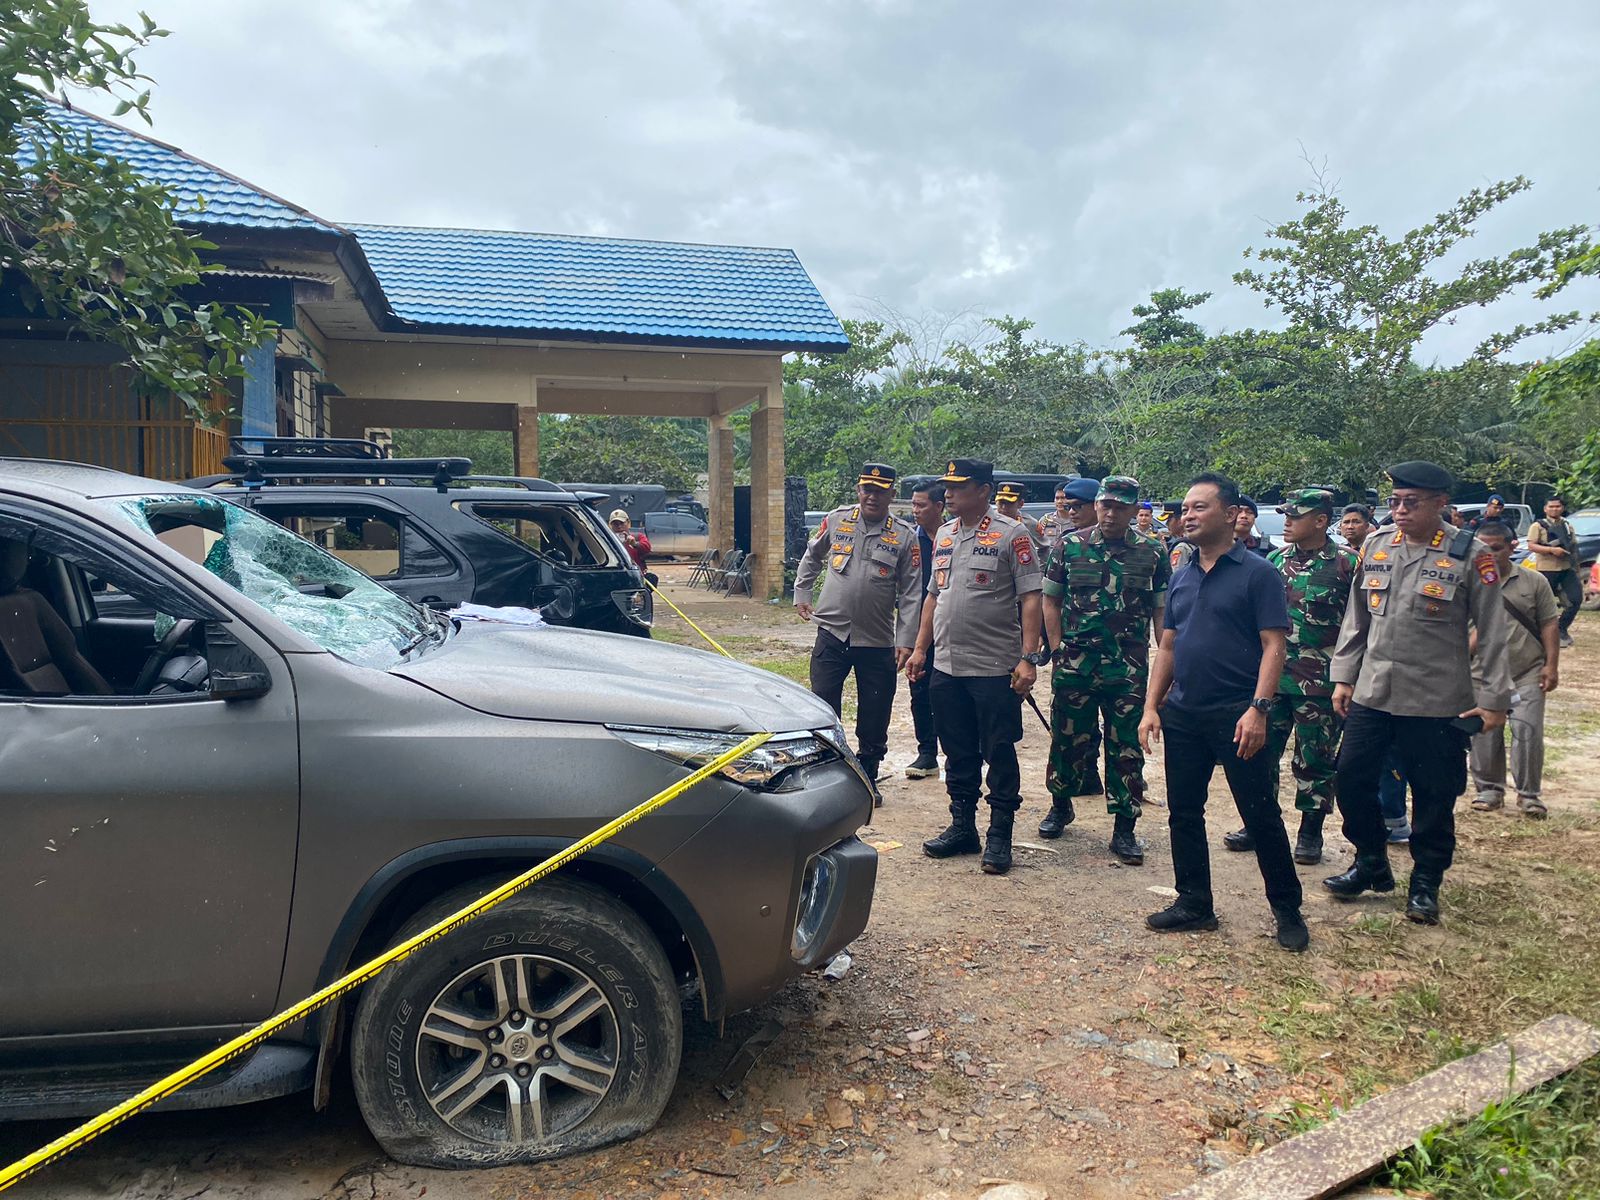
[515,399,539,479]
[707,412,734,553]
[749,386,785,599]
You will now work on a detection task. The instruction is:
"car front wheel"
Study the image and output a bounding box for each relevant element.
[350,876,682,1167]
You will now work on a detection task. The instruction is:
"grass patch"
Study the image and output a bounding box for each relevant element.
[1379,1061,1600,1198]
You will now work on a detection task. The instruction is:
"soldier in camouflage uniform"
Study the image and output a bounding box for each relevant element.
[1221,489,1356,864]
[1040,475,1170,864]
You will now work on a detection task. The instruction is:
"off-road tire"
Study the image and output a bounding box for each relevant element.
[350,876,681,1168]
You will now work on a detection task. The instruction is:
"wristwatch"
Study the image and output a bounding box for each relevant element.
[1024,649,1053,667]
[1249,697,1272,714]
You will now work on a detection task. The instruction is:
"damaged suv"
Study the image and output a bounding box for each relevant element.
[0,459,876,1168]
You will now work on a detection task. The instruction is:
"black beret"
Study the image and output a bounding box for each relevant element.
[1386,460,1454,492]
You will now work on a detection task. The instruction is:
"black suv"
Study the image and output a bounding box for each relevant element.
[190,439,652,636]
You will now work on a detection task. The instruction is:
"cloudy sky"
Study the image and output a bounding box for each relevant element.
[81,0,1600,363]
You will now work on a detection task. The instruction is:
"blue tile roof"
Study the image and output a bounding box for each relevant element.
[348,224,849,350]
[24,101,338,234]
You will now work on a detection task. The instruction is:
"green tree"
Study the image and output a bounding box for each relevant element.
[537,414,705,493]
[2,0,272,421]
[1120,287,1212,353]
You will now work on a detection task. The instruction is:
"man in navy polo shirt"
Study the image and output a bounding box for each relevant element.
[1139,472,1308,951]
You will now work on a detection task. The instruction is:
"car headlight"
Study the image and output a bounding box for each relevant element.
[607,725,838,788]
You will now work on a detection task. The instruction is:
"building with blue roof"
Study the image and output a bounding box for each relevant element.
[1,100,849,596]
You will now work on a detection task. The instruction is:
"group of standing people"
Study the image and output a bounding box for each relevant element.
[794,457,1565,953]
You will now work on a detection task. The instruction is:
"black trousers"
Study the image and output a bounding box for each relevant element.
[931,669,1023,813]
[1335,703,1469,874]
[1161,702,1302,914]
[809,627,897,772]
[909,668,938,759]
[1544,569,1582,635]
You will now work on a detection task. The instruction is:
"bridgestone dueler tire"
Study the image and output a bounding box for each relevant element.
[349,876,682,1168]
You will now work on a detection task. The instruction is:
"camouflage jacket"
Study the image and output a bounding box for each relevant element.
[1267,539,1357,697]
[1042,526,1170,682]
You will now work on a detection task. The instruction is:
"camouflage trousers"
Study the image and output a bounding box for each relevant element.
[1047,675,1145,819]
[1265,694,1341,814]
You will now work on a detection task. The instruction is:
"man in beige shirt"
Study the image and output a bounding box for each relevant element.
[1324,461,1512,925]
[1469,522,1560,818]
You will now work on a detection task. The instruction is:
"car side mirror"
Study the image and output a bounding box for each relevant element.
[205,621,272,702]
[531,582,576,622]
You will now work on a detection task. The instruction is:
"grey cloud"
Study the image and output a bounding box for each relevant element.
[83,0,1600,361]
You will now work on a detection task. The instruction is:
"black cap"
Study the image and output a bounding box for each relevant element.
[940,457,994,486]
[1238,494,1259,514]
[995,479,1026,503]
[1386,460,1454,492]
[857,462,897,490]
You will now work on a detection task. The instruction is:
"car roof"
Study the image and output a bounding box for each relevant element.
[0,456,196,500]
[204,481,591,504]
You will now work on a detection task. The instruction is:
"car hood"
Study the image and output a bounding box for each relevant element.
[392,621,838,734]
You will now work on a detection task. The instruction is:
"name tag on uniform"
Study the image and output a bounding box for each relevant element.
[972,544,999,557]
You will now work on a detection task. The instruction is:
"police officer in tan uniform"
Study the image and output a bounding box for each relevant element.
[1324,461,1513,924]
[907,458,1047,875]
[795,463,922,793]
[996,480,1046,553]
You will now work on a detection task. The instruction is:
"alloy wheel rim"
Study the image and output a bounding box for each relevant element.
[416,953,620,1143]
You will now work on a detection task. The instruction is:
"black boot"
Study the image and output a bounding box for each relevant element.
[859,759,884,807]
[1293,812,1326,865]
[1406,870,1441,925]
[981,808,1015,875]
[1109,814,1144,865]
[905,753,939,779]
[1322,851,1395,899]
[1037,797,1075,839]
[1272,906,1310,952]
[923,801,982,858]
[1222,827,1255,852]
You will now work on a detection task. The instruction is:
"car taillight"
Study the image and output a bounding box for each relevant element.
[612,587,652,626]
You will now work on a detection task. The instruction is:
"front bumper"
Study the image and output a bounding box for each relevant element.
[654,759,877,1018]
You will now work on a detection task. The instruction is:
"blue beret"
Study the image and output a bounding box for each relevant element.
[1062,477,1099,502]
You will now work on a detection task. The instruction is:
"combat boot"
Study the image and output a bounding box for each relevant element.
[1109,814,1144,865]
[1222,827,1255,852]
[1037,797,1075,839]
[904,753,939,779]
[981,807,1015,875]
[1322,851,1395,899]
[1293,812,1326,865]
[923,801,982,858]
[1406,870,1442,925]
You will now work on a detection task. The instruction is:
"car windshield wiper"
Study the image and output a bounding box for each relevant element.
[399,605,451,658]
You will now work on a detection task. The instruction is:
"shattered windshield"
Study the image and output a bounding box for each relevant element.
[100,494,438,669]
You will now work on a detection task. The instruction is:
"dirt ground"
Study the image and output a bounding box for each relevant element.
[7,566,1599,1200]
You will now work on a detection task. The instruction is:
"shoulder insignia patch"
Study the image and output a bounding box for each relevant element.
[1475,552,1499,585]
[1013,535,1033,564]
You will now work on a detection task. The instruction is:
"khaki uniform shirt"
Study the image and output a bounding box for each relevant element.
[793,504,922,649]
[927,508,1043,676]
[1330,527,1513,716]
[1496,566,1559,681]
[1527,518,1577,574]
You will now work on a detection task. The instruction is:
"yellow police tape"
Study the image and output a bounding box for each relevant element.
[0,730,772,1193]
[646,578,734,658]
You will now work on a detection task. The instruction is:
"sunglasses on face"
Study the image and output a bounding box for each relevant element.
[1388,494,1438,510]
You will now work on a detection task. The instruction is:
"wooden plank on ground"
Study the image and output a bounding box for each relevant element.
[1165,1013,1600,1200]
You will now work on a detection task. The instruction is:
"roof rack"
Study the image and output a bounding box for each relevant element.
[229,436,388,460]
[219,455,471,492]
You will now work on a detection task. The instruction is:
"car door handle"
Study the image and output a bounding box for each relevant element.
[420,595,444,606]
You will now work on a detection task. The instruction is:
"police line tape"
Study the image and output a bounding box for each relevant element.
[0,730,773,1193]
